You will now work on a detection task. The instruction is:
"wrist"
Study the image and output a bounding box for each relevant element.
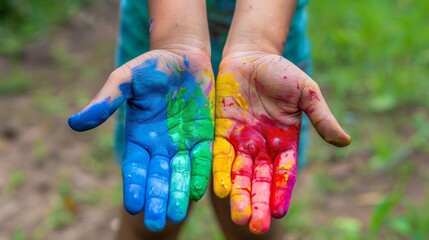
[150,33,211,57]
[223,0,296,57]
[223,38,285,58]
[148,0,211,56]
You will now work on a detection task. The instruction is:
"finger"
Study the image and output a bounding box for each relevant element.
[300,80,351,147]
[144,155,170,232]
[190,140,212,201]
[249,156,272,234]
[213,137,235,198]
[167,151,191,223]
[230,152,252,225]
[270,149,298,219]
[122,142,150,215]
[68,66,132,132]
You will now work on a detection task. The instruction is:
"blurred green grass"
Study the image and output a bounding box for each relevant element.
[309,0,429,113]
[0,0,91,55]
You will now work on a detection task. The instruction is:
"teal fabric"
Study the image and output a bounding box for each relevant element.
[115,0,311,169]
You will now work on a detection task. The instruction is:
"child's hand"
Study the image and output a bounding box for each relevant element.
[213,52,351,234]
[68,50,214,231]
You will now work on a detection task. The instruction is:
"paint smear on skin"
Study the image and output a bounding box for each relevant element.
[254,77,265,92]
[149,18,154,34]
[249,159,272,234]
[216,73,248,112]
[230,154,252,225]
[309,89,321,101]
[144,155,170,232]
[165,58,213,201]
[216,74,249,122]
[270,150,297,218]
[302,88,321,116]
[222,99,234,107]
[200,68,215,123]
[121,57,214,231]
[168,151,191,223]
[213,136,235,198]
[214,72,302,234]
[68,82,131,132]
[216,72,273,234]
[190,140,212,200]
[123,59,176,232]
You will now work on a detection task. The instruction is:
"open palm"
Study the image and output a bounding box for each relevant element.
[68,50,214,231]
[213,52,350,234]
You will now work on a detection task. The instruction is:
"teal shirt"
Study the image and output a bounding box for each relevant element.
[115,0,311,168]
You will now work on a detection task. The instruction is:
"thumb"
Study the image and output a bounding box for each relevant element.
[68,66,132,132]
[299,79,351,147]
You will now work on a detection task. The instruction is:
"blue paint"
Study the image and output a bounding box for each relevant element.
[69,57,213,232]
[123,58,212,231]
[68,82,131,131]
[122,141,149,214]
[144,155,170,231]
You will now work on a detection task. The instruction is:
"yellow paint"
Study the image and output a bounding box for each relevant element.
[259,65,268,71]
[231,194,252,224]
[213,137,235,198]
[216,73,248,115]
[215,118,233,136]
[213,72,252,198]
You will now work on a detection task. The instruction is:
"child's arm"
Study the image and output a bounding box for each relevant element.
[223,0,297,56]
[69,0,213,232]
[213,0,351,234]
[147,0,210,55]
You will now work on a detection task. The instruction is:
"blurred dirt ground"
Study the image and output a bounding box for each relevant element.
[0,2,122,239]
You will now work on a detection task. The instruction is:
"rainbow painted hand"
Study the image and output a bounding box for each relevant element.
[68,50,214,231]
[213,53,351,234]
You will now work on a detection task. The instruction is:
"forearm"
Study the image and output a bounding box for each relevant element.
[148,0,210,55]
[223,0,297,56]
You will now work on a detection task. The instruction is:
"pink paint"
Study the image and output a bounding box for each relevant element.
[254,77,265,92]
[250,159,272,234]
[225,115,300,233]
[303,107,315,115]
[149,18,154,34]
[204,77,213,96]
[309,89,320,101]
[270,151,297,218]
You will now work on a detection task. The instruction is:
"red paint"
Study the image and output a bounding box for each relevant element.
[222,98,234,107]
[256,115,300,159]
[254,77,265,92]
[225,115,301,231]
[270,151,297,218]
[296,83,300,90]
[309,89,320,101]
[227,123,266,157]
[303,107,315,115]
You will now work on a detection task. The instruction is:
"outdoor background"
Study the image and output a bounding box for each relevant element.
[0,0,428,239]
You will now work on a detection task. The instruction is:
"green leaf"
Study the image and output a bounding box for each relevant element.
[369,191,401,236]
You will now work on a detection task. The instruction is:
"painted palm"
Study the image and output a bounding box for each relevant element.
[68,50,214,231]
[213,53,351,234]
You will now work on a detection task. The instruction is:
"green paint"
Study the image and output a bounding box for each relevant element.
[166,71,213,201]
[168,150,191,222]
[190,141,212,200]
